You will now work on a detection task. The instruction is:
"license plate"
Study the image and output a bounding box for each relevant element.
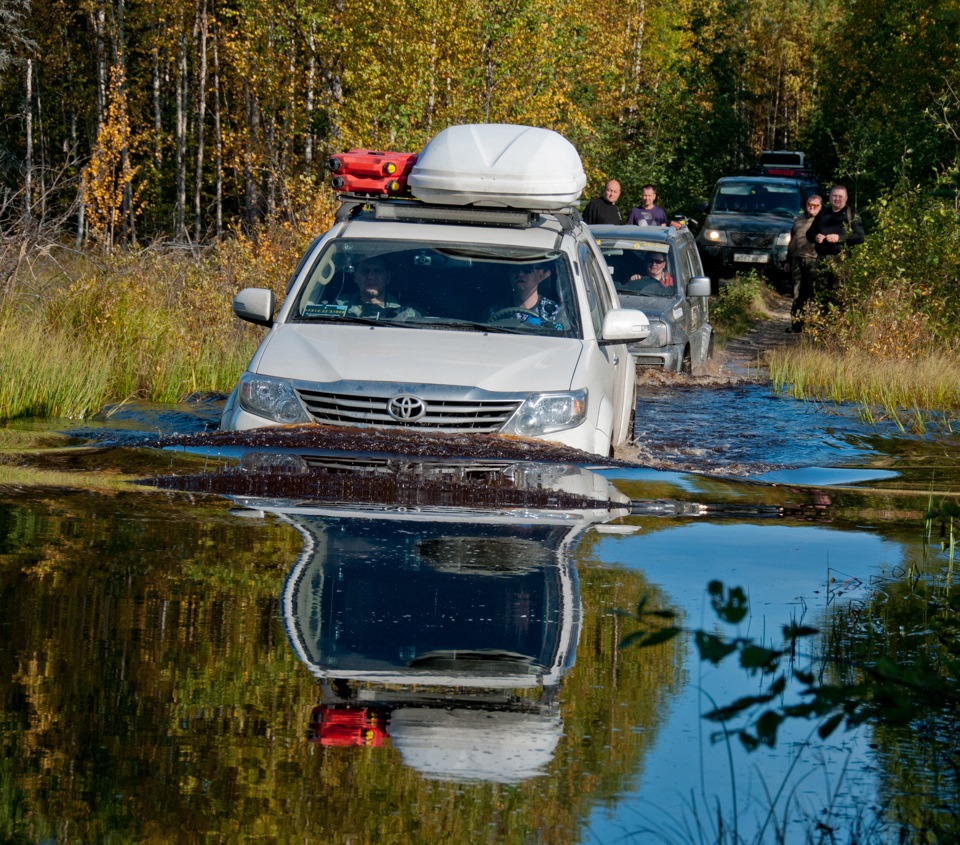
[733,253,768,263]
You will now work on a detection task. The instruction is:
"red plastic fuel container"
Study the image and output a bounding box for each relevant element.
[327,150,418,196]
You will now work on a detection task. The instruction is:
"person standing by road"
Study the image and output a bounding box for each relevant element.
[806,184,865,296]
[627,184,668,226]
[582,180,623,225]
[785,194,821,333]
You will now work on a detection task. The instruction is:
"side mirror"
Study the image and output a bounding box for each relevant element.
[692,200,708,215]
[687,277,711,297]
[232,288,276,326]
[600,308,650,344]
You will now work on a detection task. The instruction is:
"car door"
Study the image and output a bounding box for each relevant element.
[579,239,633,449]
[680,237,708,363]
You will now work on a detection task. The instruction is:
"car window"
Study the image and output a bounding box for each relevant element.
[711,182,803,215]
[291,238,582,338]
[593,238,677,298]
[679,243,701,291]
[578,245,606,334]
[683,240,704,277]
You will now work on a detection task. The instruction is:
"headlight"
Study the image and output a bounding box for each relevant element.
[238,373,311,424]
[640,320,670,346]
[239,451,310,474]
[702,228,728,244]
[775,232,791,246]
[503,389,588,436]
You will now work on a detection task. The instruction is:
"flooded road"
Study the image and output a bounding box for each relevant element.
[2,373,959,844]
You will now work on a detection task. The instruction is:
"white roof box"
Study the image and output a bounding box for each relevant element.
[408,124,586,210]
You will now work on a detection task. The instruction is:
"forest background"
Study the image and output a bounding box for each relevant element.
[0,0,959,416]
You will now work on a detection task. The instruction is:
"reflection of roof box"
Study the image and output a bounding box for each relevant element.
[408,124,586,210]
[388,707,561,783]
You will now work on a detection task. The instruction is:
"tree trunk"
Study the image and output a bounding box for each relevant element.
[211,4,222,237]
[152,20,163,166]
[175,29,187,237]
[24,57,32,228]
[193,0,208,242]
[305,24,316,167]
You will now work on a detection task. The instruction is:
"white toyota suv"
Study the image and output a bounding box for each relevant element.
[221,124,650,456]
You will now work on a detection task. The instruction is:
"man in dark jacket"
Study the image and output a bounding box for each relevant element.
[806,184,865,256]
[582,180,623,225]
[805,184,864,299]
[786,194,821,332]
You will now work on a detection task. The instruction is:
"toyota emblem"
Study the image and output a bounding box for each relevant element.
[387,394,427,422]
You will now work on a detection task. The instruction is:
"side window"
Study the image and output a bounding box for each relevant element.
[681,243,707,300]
[674,245,692,292]
[579,243,613,335]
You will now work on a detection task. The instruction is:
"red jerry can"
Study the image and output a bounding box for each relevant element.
[308,705,388,747]
[327,150,418,196]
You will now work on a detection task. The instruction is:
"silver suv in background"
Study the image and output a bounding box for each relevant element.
[591,224,713,374]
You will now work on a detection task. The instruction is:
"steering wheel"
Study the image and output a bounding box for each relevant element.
[623,277,665,295]
[489,307,540,322]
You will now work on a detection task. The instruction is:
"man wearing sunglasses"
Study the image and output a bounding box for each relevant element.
[785,194,822,333]
[627,252,675,293]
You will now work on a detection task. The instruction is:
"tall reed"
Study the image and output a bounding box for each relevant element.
[0,240,291,421]
[767,345,960,430]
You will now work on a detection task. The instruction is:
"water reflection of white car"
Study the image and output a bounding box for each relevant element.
[231,462,629,783]
[591,224,714,374]
[221,124,650,457]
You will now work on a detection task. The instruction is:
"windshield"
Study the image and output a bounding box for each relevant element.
[594,241,677,298]
[290,239,582,338]
[711,181,803,216]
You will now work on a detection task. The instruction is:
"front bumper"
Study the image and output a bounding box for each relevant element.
[629,345,683,371]
[698,243,788,274]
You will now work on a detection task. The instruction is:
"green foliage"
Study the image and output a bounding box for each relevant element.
[710,271,769,343]
[620,577,960,757]
[803,187,960,358]
[808,0,960,196]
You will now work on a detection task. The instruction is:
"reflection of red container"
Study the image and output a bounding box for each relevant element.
[327,150,418,196]
[308,705,388,747]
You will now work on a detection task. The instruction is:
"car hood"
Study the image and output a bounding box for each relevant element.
[615,294,681,322]
[702,212,793,232]
[252,323,585,392]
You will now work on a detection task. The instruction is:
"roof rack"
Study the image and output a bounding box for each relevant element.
[335,195,583,233]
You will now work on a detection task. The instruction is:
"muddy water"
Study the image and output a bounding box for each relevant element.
[1,382,959,844]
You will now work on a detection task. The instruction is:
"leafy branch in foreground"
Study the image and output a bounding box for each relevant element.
[619,579,960,752]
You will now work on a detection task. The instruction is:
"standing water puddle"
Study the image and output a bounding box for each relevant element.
[1,382,959,843]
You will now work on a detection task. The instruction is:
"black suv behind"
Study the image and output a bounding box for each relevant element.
[695,176,816,289]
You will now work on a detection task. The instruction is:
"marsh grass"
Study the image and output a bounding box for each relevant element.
[767,345,960,432]
[765,190,960,429]
[0,229,315,421]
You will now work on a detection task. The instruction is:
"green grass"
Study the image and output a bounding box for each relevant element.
[710,271,774,344]
[0,245,273,421]
[767,345,960,432]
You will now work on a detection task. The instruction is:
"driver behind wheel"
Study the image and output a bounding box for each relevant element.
[626,252,675,293]
[488,261,568,329]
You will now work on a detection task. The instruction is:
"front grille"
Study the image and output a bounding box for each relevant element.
[729,231,775,248]
[297,387,522,433]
